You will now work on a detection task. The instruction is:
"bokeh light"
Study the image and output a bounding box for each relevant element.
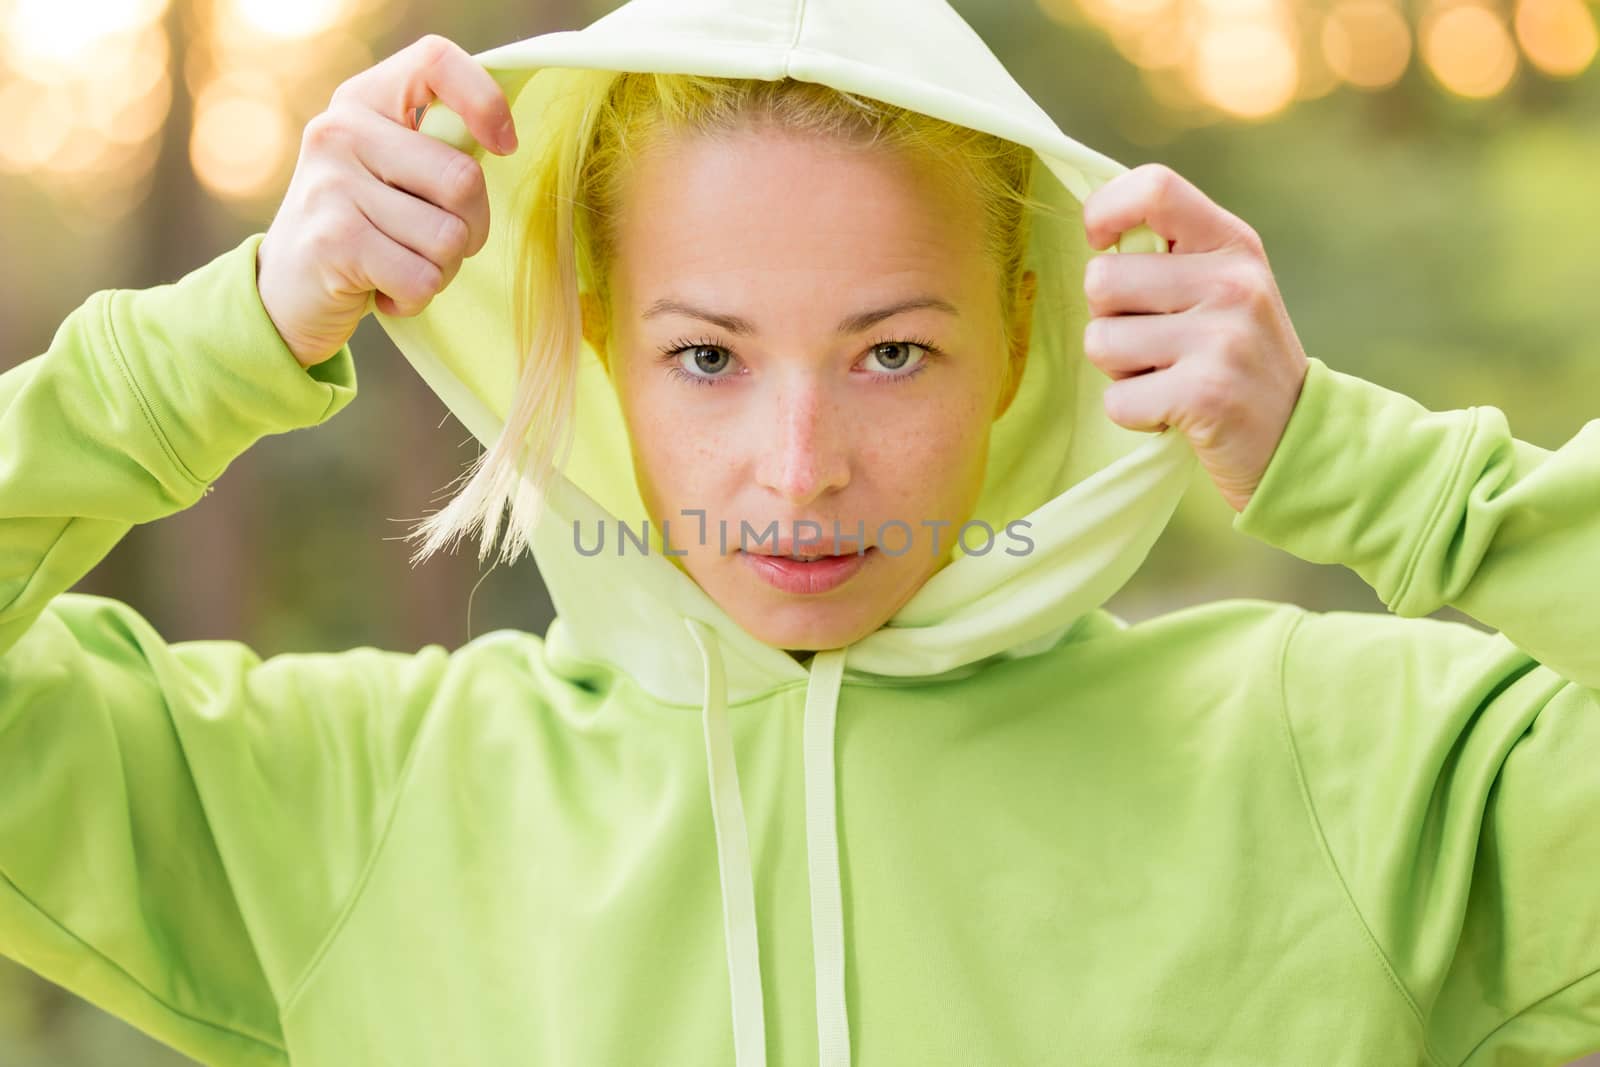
[0,80,75,172]
[190,76,294,200]
[0,0,1596,221]
[1322,0,1412,88]
[183,0,379,206]
[1038,0,1595,118]
[1191,18,1302,117]
[0,0,173,215]
[1421,2,1519,97]
[0,0,384,217]
[1513,0,1598,77]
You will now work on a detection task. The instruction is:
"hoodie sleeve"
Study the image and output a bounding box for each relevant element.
[0,232,441,1066]
[1230,356,1600,1067]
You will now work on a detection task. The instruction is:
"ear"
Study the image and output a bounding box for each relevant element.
[994,269,1036,420]
[580,289,610,372]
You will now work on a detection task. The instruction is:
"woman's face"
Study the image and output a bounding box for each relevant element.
[583,123,1034,654]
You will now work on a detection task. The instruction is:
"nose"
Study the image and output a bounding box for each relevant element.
[753,376,851,506]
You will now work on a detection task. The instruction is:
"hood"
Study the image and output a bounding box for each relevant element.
[373,1,1196,1061]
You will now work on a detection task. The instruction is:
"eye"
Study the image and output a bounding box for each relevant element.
[654,333,944,387]
[861,335,941,381]
[676,345,732,380]
[657,336,741,387]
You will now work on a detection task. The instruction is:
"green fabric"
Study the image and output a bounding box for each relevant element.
[5,223,1599,1067]
[2,2,1598,1064]
[377,11,1205,1059]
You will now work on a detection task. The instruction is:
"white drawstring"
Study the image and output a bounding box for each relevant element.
[686,618,768,1067]
[684,617,853,1067]
[803,646,850,1066]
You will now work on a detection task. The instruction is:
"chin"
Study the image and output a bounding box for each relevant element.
[690,557,894,650]
[739,604,884,653]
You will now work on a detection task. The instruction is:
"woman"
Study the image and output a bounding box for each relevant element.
[2,1,1596,1065]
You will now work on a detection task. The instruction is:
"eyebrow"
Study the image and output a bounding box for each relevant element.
[641,295,961,336]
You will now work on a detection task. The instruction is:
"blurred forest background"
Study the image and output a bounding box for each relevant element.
[1,0,1597,1062]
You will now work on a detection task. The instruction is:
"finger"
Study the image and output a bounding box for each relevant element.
[351,213,445,317]
[1084,247,1237,317]
[339,34,516,156]
[373,264,460,315]
[1083,163,1256,256]
[1100,364,1185,434]
[1083,309,1188,381]
[344,109,490,257]
[353,174,472,279]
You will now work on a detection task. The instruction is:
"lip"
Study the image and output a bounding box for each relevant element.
[752,535,872,558]
[740,546,877,595]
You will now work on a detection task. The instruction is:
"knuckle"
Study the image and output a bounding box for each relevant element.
[327,79,358,109]
[386,280,419,313]
[411,257,444,297]
[414,33,456,66]
[1211,259,1262,307]
[303,222,334,263]
[390,275,431,313]
[1249,257,1276,302]
[1143,162,1180,201]
[1233,222,1266,258]
[1080,199,1104,241]
[442,152,485,205]
[434,212,469,259]
[301,112,341,151]
[1083,317,1108,359]
[300,165,345,206]
[318,211,365,262]
[1239,259,1275,315]
[1145,161,1178,182]
[1212,316,1254,370]
[465,214,491,257]
[1083,256,1113,310]
[1198,313,1242,359]
[1189,361,1235,415]
[1211,274,1250,308]
[1101,380,1126,420]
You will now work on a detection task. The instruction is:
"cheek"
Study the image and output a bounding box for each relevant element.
[857,387,993,512]
[619,379,730,515]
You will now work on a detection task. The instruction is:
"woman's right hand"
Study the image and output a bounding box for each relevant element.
[256,34,520,369]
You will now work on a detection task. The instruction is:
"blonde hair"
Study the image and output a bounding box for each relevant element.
[403,70,1060,568]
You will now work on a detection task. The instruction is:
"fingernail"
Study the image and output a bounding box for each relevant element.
[498,118,518,154]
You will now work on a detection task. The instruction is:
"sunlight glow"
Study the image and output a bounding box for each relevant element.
[229,0,349,39]
[1,0,166,75]
[1191,20,1301,117]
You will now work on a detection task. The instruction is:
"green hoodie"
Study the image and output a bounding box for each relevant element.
[2,1,1597,1066]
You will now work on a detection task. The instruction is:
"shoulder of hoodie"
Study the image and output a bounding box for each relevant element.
[974,597,1303,705]
[1071,596,1511,698]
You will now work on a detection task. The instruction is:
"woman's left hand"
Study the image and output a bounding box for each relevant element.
[1080,163,1311,513]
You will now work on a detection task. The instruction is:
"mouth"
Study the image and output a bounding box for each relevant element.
[745,537,873,561]
[739,544,878,594]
